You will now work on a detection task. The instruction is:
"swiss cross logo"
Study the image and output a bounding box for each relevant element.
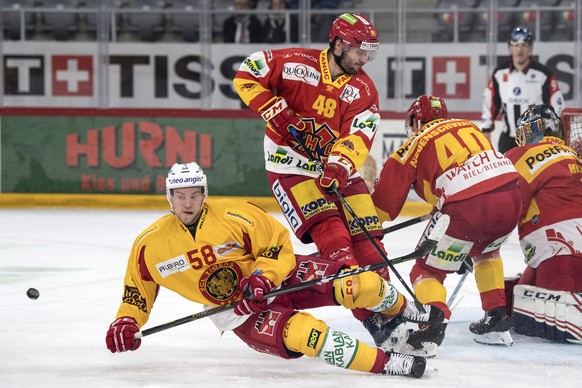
[432,57,470,98]
[52,55,93,96]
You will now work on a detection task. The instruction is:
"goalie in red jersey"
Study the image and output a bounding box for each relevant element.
[232,13,422,344]
[371,95,522,356]
[504,104,582,344]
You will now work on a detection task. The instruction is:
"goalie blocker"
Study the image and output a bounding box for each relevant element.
[510,284,582,344]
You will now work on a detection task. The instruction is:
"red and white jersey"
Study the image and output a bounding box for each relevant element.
[481,59,565,137]
[372,118,519,222]
[233,47,380,178]
[505,138,582,267]
[114,198,296,329]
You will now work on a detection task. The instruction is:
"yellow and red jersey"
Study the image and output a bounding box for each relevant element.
[372,118,519,222]
[233,47,380,178]
[115,198,296,328]
[505,137,582,266]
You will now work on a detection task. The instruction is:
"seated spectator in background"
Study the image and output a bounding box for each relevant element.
[504,104,582,344]
[263,0,297,43]
[223,0,263,43]
[288,0,339,42]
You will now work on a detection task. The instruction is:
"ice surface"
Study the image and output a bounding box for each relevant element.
[1,208,580,387]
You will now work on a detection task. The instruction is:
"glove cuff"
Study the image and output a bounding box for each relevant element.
[260,97,288,122]
[327,154,353,176]
[111,316,138,328]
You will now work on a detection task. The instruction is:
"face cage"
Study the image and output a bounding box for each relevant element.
[516,119,542,146]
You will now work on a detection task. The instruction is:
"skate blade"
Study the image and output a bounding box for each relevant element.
[399,342,439,358]
[472,330,513,346]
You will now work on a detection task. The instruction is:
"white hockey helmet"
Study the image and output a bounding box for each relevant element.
[165,162,208,201]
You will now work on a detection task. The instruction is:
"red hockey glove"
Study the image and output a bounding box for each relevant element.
[260,97,305,141]
[106,317,141,353]
[234,272,274,316]
[316,162,349,199]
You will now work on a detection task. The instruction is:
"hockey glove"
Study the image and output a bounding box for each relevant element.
[234,272,275,316]
[260,97,305,141]
[106,317,141,353]
[316,162,349,200]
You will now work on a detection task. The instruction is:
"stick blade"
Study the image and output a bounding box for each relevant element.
[427,213,450,242]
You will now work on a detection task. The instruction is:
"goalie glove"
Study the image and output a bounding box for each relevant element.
[260,97,305,141]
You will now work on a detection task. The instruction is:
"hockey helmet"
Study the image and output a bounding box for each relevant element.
[405,95,448,137]
[509,27,533,45]
[166,162,208,200]
[516,104,563,146]
[329,13,379,61]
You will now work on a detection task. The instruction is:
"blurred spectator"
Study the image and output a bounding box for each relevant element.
[223,0,263,43]
[288,0,340,43]
[263,0,297,43]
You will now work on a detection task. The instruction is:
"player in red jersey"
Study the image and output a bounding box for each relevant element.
[504,104,582,344]
[371,95,522,355]
[105,162,450,377]
[233,13,422,343]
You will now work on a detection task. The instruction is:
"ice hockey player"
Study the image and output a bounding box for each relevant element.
[370,95,522,356]
[105,162,448,378]
[504,104,582,344]
[232,13,411,344]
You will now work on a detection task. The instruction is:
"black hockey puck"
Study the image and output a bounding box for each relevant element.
[27,288,40,300]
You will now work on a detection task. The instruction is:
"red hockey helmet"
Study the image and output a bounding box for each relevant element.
[329,13,379,61]
[405,95,448,137]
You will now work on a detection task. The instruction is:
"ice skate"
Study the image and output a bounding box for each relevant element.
[391,323,447,358]
[470,306,513,346]
[401,300,447,325]
[383,351,426,378]
[363,313,407,348]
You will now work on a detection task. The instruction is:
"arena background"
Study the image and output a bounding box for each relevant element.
[0,0,580,215]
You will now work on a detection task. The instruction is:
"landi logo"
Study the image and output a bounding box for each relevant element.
[65,121,213,192]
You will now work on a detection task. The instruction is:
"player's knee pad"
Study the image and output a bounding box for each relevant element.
[333,271,399,312]
[233,305,302,359]
[512,284,582,344]
[282,312,329,357]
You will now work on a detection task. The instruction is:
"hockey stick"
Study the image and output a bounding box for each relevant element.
[446,259,474,307]
[135,216,448,339]
[383,213,431,234]
[287,127,427,311]
[305,214,431,257]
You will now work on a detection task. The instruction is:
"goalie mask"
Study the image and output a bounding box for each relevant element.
[166,162,208,206]
[405,95,448,137]
[329,13,379,62]
[516,104,563,146]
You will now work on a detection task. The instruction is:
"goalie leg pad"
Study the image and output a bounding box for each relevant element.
[511,284,582,344]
